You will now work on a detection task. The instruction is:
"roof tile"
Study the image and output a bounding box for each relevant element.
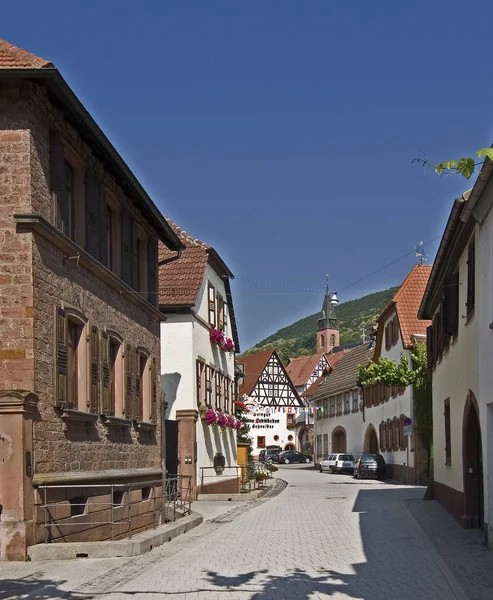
[0,38,53,69]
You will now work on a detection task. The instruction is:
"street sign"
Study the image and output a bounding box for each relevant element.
[403,417,412,426]
[403,425,413,436]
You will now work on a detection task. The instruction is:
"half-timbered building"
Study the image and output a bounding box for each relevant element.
[236,349,303,458]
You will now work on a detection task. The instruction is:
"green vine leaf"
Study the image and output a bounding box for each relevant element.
[456,157,476,179]
[476,148,493,161]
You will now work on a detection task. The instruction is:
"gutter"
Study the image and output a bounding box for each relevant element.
[0,68,184,252]
[460,159,493,224]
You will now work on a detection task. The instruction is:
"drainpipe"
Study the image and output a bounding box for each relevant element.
[161,392,168,524]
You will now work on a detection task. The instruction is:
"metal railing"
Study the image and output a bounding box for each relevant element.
[199,463,274,495]
[37,476,192,543]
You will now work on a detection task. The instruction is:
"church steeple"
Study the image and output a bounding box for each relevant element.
[317,276,340,353]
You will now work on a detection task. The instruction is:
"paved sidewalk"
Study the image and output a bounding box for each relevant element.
[0,468,472,599]
[407,496,493,600]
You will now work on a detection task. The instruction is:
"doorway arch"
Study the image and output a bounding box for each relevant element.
[462,391,483,529]
[284,443,295,451]
[298,425,312,453]
[364,424,379,454]
[332,426,347,453]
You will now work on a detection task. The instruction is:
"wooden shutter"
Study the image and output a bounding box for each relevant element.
[89,325,99,413]
[55,307,68,407]
[98,187,109,268]
[385,324,390,350]
[217,295,224,330]
[124,344,133,419]
[393,316,399,345]
[151,357,157,423]
[444,272,459,336]
[147,238,158,306]
[101,331,112,415]
[134,350,141,421]
[85,169,100,259]
[121,210,132,286]
[426,325,433,369]
[50,131,69,235]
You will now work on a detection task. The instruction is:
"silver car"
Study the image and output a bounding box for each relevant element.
[319,453,356,474]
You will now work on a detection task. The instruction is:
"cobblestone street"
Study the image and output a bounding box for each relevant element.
[0,468,472,599]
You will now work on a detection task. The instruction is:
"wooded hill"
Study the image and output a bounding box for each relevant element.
[241,287,398,364]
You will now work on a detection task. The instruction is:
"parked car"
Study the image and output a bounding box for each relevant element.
[319,453,356,474]
[259,445,282,463]
[259,450,266,463]
[354,453,386,480]
[277,451,313,464]
[264,449,281,463]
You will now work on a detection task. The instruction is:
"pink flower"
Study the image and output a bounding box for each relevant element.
[205,408,217,426]
[227,415,236,428]
[210,327,225,345]
[217,412,228,428]
[234,419,242,430]
[222,338,235,352]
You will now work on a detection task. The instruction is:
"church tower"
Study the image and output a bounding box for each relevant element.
[317,279,340,353]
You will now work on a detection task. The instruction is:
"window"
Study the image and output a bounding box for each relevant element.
[344,392,350,414]
[287,413,296,427]
[316,435,323,458]
[65,160,75,240]
[316,401,322,420]
[208,284,216,327]
[67,319,82,410]
[257,436,266,449]
[330,397,335,416]
[215,372,222,410]
[387,418,393,451]
[323,434,329,456]
[109,338,120,415]
[217,295,225,330]
[352,390,359,412]
[106,205,113,271]
[330,334,336,348]
[336,394,342,416]
[466,239,475,317]
[224,376,230,413]
[444,272,459,336]
[320,334,325,349]
[136,234,148,298]
[444,398,451,466]
[139,352,149,420]
[205,366,214,406]
[393,417,400,450]
[196,360,206,408]
[323,397,329,418]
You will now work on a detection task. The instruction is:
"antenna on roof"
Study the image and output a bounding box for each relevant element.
[414,241,428,265]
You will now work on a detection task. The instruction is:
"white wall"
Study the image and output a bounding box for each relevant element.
[244,407,298,457]
[365,310,415,468]
[478,209,493,539]
[432,228,479,495]
[161,262,237,483]
[313,388,365,460]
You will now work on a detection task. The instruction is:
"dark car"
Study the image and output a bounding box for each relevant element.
[278,451,313,464]
[264,449,281,463]
[259,450,266,463]
[354,453,386,480]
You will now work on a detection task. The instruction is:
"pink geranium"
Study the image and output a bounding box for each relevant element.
[204,408,217,426]
[226,415,236,428]
[222,338,235,353]
[234,418,242,430]
[210,327,225,345]
[217,412,228,428]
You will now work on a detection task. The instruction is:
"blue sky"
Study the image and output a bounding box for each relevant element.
[4,1,493,349]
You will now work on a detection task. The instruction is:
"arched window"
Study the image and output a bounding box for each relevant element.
[330,334,336,347]
[320,334,325,348]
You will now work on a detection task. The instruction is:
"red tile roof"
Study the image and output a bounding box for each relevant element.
[158,219,228,307]
[236,349,275,397]
[327,350,345,369]
[301,371,329,398]
[286,354,325,387]
[379,264,432,348]
[0,38,53,69]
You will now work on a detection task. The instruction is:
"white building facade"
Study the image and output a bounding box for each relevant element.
[236,349,303,458]
[159,224,240,498]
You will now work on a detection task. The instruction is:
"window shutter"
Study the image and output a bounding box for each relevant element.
[89,325,99,413]
[147,238,158,306]
[426,325,433,369]
[385,325,390,350]
[444,272,459,336]
[98,187,109,268]
[208,284,216,326]
[55,307,68,407]
[134,350,141,421]
[121,210,133,286]
[124,344,133,419]
[101,331,111,415]
[85,169,100,259]
[393,316,399,345]
[151,357,157,423]
[50,131,69,235]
